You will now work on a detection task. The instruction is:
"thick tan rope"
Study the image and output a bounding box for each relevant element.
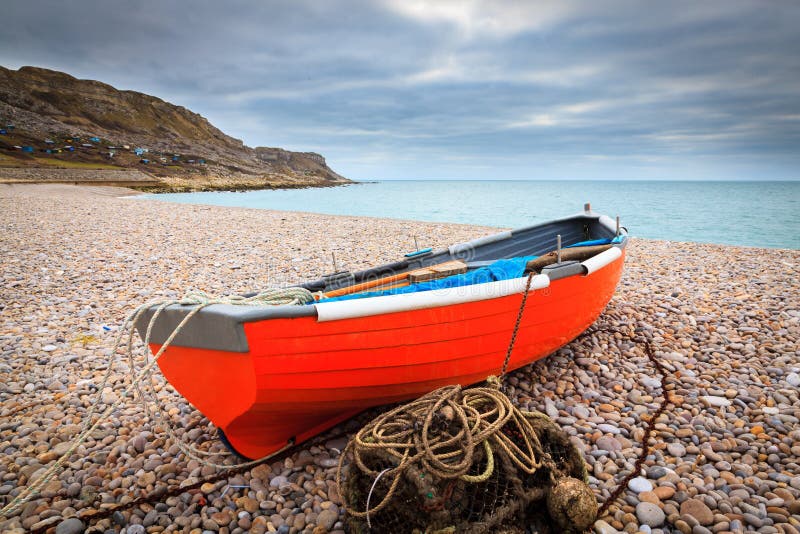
[338,272,544,519]
[337,381,546,518]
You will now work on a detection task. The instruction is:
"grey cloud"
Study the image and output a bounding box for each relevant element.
[1,0,798,180]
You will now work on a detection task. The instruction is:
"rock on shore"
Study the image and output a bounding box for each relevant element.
[0,184,798,534]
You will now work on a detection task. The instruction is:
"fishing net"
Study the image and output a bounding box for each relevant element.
[337,379,596,534]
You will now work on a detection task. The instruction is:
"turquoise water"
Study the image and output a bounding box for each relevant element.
[145,181,800,249]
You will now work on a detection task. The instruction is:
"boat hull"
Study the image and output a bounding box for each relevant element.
[153,249,624,459]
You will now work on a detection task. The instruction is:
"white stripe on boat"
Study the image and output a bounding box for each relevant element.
[581,246,622,275]
[315,274,551,322]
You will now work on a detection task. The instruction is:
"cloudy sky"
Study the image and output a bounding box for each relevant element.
[2,1,799,180]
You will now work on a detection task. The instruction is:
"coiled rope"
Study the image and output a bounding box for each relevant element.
[0,287,315,518]
[337,272,551,519]
[336,379,549,518]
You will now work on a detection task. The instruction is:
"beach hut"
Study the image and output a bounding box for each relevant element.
[21,146,34,153]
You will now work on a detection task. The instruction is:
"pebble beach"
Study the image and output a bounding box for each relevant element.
[1,183,799,534]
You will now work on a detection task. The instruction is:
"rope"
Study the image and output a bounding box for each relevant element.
[0,287,316,519]
[338,272,544,518]
[337,382,546,518]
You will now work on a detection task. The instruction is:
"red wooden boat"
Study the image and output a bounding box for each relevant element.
[138,206,627,459]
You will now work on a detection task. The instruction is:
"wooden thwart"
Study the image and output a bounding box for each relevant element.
[321,260,467,299]
[408,260,468,283]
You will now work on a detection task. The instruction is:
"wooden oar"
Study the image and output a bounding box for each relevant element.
[524,244,612,273]
[321,260,467,299]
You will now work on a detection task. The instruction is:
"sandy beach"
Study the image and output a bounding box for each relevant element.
[1,184,799,534]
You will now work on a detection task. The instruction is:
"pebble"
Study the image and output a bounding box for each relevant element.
[0,185,798,534]
[667,442,686,458]
[628,477,653,493]
[594,519,621,534]
[635,502,665,527]
[680,498,714,526]
[700,395,731,407]
[55,518,85,534]
[596,436,622,452]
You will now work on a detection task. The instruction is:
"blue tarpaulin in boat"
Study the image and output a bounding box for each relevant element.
[321,255,537,303]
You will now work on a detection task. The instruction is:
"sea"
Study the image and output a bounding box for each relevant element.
[143,180,800,249]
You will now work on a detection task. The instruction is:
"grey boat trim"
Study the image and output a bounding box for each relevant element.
[135,211,628,353]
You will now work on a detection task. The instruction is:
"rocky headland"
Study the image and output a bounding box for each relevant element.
[0,66,350,191]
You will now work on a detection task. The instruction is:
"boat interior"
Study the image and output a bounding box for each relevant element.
[303,211,626,297]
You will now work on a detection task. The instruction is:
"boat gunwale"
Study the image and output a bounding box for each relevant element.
[135,211,627,351]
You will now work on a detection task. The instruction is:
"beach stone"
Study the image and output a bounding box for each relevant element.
[653,486,675,500]
[126,525,145,534]
[639,491,661,505]
[596,436,622,452]
[636,502,665,527]
[700,396,731,408]
[572,405,590,419]
[667,442,686,457]
[270,475,288,487]
[787,372,800,387]
[55,518,85,534]
[646,466,667,479]
[628,477,653,493]
[316,509,338,530]
[594,519,621,534]
[680,498,713,525]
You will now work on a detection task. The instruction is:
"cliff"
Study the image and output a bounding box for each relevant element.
[0,66,350,190]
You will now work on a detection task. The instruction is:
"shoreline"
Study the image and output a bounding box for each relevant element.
[1,184,799,533]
